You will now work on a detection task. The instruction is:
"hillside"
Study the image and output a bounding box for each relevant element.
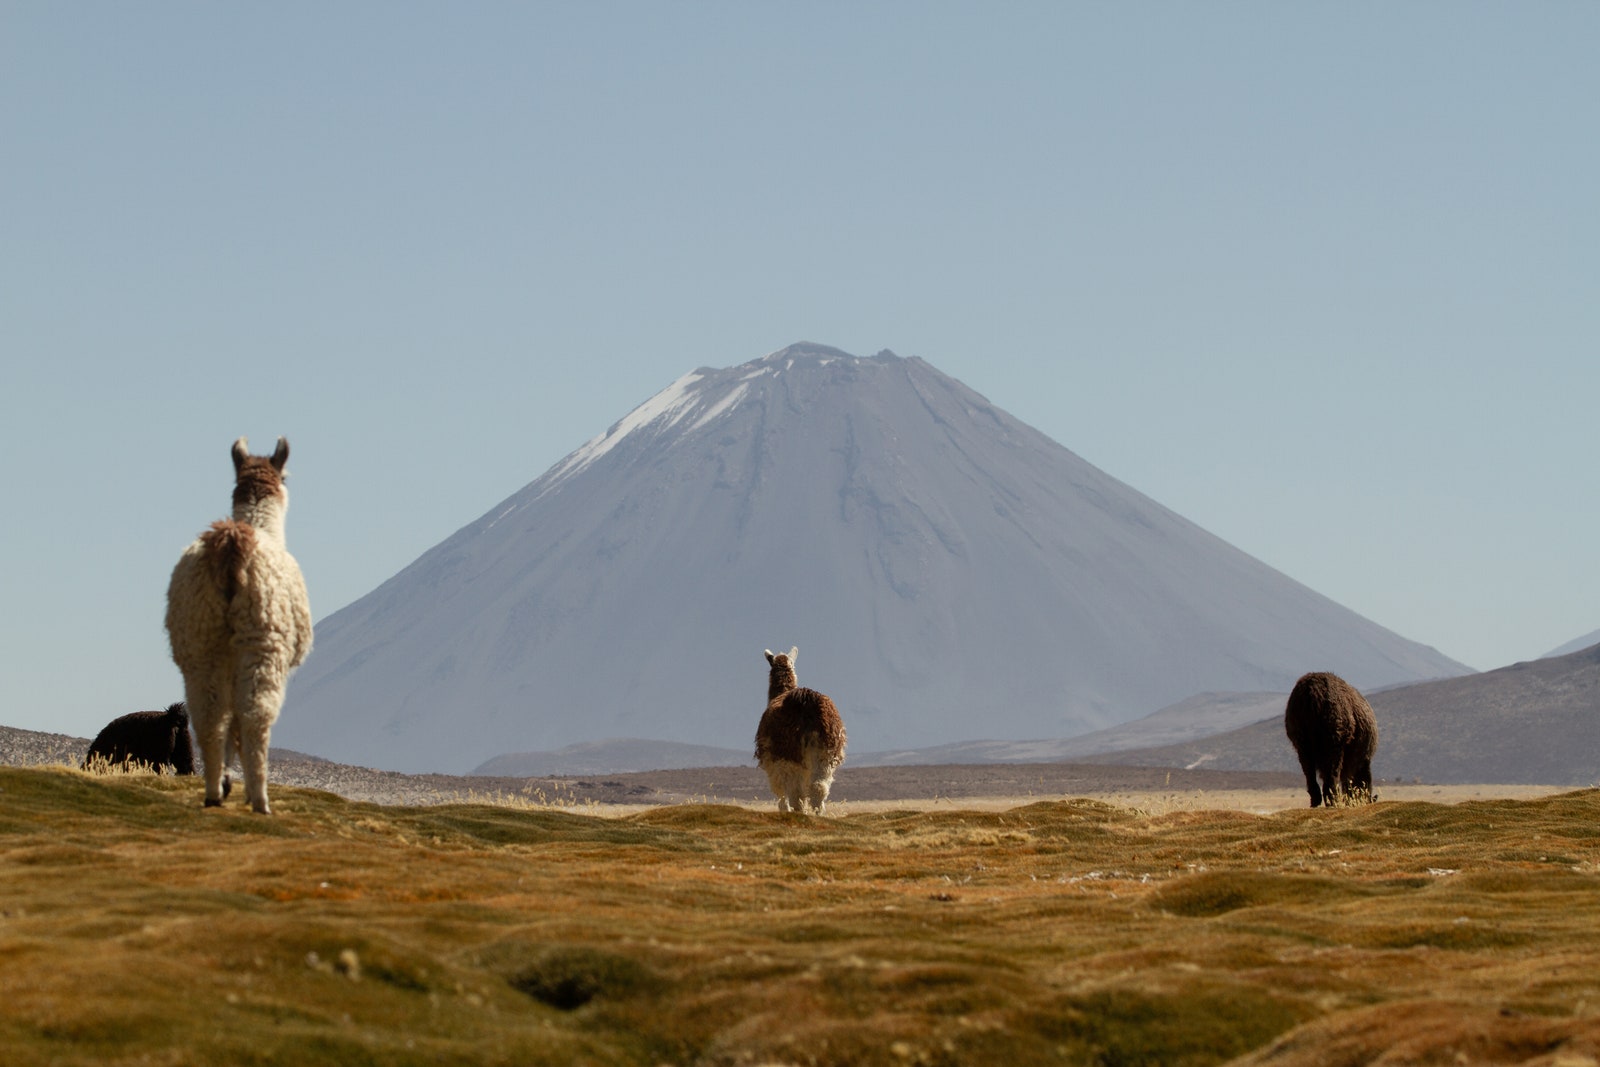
[1545,628,1600,658]
[2,765,1598,1065]
[1104,643,1600,785]
[279,344,1465,774]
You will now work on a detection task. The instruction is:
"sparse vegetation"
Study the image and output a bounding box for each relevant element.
[2,765,1598,1065]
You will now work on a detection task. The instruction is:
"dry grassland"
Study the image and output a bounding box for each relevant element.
[2,765,1598,1066]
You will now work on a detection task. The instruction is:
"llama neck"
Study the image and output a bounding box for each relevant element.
[768,667,797,702]
[233,495,288,543]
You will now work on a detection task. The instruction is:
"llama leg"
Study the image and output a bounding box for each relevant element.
[767,761,805,812]
[1296,753,1322,808]
[1339,761,1368,804]
[185,672,231,807]
[225,719,244,800]
[806,752,834,813]
[763,765,790,812]
[232,655,284,815]
[195,714,228,806]
[783,764,804,813]
[1321,754,1345,807]
[808,770,833,814]
[1352,758,1374,803]
[236,716,273,815]
[1313,756,1338,808]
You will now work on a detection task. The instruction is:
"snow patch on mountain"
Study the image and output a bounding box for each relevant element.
[540,368,710,493]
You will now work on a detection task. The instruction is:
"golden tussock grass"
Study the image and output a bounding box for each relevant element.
[1,765,1598,1065]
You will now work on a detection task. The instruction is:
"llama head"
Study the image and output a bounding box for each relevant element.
[230,436,290,510]
[765,647,800,698]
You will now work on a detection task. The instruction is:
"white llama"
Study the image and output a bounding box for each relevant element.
[166,437,312,814]
[754,647,847,813]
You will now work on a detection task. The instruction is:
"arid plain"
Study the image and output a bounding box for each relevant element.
[3,724,1598,1066]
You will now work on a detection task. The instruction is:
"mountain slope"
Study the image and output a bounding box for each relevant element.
[1544,628,1600,658]
[279,344,1466,773]
[1102,643,1600,785]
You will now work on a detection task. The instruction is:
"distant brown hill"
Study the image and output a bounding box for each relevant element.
[1103,644,1600,785]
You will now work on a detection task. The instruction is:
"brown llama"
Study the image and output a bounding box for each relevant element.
[754,647,846,813]
[166,437,312,814]
[1284,671,1378,807]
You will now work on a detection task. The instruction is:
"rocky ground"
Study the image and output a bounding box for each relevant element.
[0,725,89,768]
[2,723,1297,805]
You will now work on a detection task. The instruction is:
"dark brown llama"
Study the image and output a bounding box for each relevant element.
[754,647,847,813]
[1284,671,1378,807]
[83,702,197,775]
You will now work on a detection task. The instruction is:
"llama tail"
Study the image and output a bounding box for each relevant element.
[198,520,256,602]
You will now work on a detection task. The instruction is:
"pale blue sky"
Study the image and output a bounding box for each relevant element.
[3,2,1596,741]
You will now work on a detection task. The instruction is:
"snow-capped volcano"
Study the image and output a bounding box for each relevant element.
[278,343,1467,773]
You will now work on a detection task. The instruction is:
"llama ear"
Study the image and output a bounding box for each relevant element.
[788,646,799,663]
[764,650,775,665]
[231,438,249,472]
[270,437,290,472]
